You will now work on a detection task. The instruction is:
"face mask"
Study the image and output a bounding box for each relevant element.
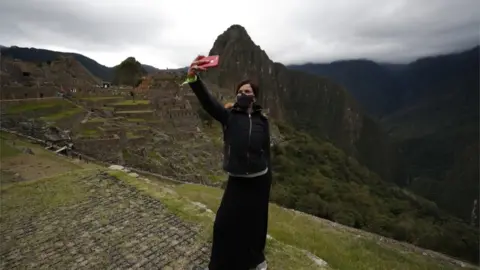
[236,93,254,108]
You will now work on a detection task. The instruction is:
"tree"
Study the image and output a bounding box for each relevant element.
[112,57,147,87]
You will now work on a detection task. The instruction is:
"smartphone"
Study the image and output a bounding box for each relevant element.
[199,55,219,69]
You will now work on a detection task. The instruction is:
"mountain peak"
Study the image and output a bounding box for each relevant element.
[208,24,255,56]
[223,24,250,40]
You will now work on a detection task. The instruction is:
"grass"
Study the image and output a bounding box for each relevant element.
[5,100,72,114]
[126,132,143,139]
[126,118,147,122]
[1,133,474,270]
[112,100,150,105]
[0,133,91,185]
[40,108,83,121]
[80,97,123,101]
[108,171,327,269]
[172,184,476,270]
[88,117,105,123]
[115,110,154,114]
[80,129,102,137]
[206,173,226,185]
[107,170,214,239]
[0,137,21,159]
[0,170,93,219]
[202,124,224,147]
[0,132,96,218]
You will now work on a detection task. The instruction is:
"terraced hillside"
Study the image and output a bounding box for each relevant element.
[0,55,101,100]
[1,131,476,270]
[2,61,479,267]
[0,72,232,186]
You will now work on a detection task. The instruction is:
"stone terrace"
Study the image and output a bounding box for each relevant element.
[0,171,210,270]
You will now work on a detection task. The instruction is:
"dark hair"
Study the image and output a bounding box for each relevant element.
[235,79,259,97]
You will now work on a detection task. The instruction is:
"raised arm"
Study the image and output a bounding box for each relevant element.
[183,55,229,125]
[187,75,228,124]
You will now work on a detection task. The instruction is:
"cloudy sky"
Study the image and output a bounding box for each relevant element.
[1,0,479,68]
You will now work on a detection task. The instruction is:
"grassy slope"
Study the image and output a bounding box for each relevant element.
[172,184,475,270]
[1,133,475,270]
[0,132,325,269]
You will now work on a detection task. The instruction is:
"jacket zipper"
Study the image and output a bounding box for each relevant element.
[246,113,252,174]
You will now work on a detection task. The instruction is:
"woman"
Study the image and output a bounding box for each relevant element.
[185,55,272,270]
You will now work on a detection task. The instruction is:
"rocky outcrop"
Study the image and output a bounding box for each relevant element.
[202,24,398,182]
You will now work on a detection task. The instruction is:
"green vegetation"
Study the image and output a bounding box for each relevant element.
[108,171,328,270]
[112,100,150,105]
[5,100,70,114]
[80,97,122,101]
[126,118,146,123]
[268,122,479,264]
[0,132,474,270]
[126,131,142,138]
[1,170,92,219]
[80,129,102,137]
[112,57,147,87]
[168,184,473,270]
[41,108,83,121]
[88,117,105,123]
[0,137,21,158]
[395,122,479,221]
[206,173,225,185]
[115,110,153,114]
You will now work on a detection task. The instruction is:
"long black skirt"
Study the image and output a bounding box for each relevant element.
[208,171,272,270]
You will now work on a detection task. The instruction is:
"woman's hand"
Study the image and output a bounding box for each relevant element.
[187,55,210,77]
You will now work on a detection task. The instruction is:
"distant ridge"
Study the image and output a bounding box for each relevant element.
[0,46,162,81]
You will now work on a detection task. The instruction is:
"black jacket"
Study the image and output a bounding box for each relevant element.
[189,77,271,176]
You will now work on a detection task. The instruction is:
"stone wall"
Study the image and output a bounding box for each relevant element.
[98,127,122,136]
[80,121,105,130]
[126,137,147,148]
[0,86,59,99]
[112,103,152,112]
[114,111,155,120]
[52,111,88,131]
[167,108,195,118]
[184,94,200,110]
[130,128,152,137]
[0,99,77,118]
[0,97,62,108]
[79,97,125,108]
[172,131,198,141]
[73,137,122,163]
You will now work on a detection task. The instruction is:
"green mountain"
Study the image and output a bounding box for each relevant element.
[201,25,400,185]
[288,47,480,221]
[199,24,479,263]
[112,57,147,87]
[289,60,403,117]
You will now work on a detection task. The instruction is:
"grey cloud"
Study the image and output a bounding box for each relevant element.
[0,0,478,67]
[266,0,479,64]
[0,0,164,52]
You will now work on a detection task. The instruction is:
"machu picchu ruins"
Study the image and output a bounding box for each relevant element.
[1,19,478,270]
[0,65,231,186]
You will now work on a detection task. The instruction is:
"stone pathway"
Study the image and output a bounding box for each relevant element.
[80,111,92,124]
[0,172,210,270]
